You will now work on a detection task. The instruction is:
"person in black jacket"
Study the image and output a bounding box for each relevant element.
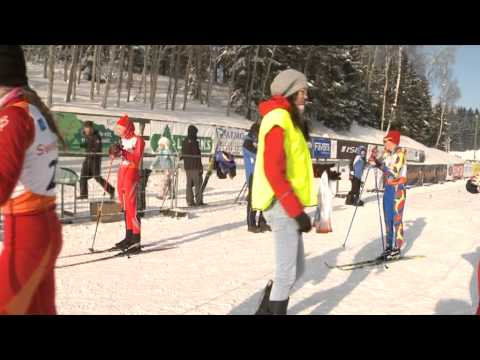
[78,121,115,200]
[181,125,204,206]
[243,123,270,233]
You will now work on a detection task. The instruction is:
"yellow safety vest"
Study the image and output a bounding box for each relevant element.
[252,108,317,211]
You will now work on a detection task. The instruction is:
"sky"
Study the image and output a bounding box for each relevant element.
[450,45,480,110]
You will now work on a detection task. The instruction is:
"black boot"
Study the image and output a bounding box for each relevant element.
[377,247,392,261]
[353,195,364,207]
[259,222,272,232]
[345,194,354,205]
[270,298,289,315]
[258,214,271,232]
[248,225,262,233]
[255,280,273,315]
[124,233,141,254]
[115,229,132,250]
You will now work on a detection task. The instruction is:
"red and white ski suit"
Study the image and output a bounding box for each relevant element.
[0,88,62,315]
[117,122,145,236]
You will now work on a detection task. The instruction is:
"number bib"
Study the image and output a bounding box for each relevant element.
[2,102,58,215]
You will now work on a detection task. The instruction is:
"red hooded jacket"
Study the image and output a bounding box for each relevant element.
[259,96,304,218]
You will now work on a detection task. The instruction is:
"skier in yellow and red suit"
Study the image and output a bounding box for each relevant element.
[371,129,407,260]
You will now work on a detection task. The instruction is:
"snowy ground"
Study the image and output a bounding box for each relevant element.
[47,168,479,315]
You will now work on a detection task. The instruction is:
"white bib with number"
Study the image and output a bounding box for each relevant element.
[11,104,58,198]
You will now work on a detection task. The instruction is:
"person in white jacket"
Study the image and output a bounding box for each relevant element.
[150,137,174,200]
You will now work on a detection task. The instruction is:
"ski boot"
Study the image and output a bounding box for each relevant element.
[248,225,262,233]
[345,194,354,206]
[115,229,133,251]
[386,247,400,260]
[255,280,273,315]
[377,247,400,261]
[353,195,364,207]
[259,223,272,232]
[270,298,289,315]
[124,233,141,255]
[377,247,392,261]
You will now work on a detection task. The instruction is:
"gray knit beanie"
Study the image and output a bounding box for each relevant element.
[270,69,308,98]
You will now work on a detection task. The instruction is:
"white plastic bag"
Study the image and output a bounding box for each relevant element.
[314,171,337,233]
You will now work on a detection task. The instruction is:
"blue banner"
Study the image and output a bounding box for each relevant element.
[310,137,331,159]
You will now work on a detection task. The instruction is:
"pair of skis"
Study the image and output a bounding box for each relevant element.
[57,245,176,269]
[325,255,425,271]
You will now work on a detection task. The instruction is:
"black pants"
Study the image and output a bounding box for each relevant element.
[185,169,203,206]
[80,160,115,197]
[247,174,266,227]
[347,176,362,201]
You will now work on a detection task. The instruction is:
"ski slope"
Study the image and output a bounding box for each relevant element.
[48,169,479,315]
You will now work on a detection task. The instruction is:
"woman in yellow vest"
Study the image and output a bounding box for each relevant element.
[252,69,316,315]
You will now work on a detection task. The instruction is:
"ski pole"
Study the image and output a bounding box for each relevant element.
[234,181,247,204]
[343,166,371,248]
[89,156,115,252]
[374,167,388,268]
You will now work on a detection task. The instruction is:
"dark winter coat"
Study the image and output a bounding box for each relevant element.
[81,129,103,177]
[181,125,203,171]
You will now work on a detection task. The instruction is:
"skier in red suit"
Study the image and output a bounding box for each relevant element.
[110,115,145,253]
[0,46,64,314]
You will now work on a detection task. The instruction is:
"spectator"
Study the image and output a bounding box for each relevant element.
[181,125,205,207]
[78,120,115,200]
[150,136,174,200]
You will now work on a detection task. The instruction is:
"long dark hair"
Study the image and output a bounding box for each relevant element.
[21,87,66,150]
[286,93,310,141]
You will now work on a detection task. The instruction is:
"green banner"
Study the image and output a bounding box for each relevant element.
[149,125,213,154]
[55,112,120,152]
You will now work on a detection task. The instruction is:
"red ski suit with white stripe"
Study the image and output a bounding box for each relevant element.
[117,130,145,235]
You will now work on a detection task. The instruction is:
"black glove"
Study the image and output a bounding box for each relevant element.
[109,143,123,158]
[294,212,312,233]
[328,170,342,181]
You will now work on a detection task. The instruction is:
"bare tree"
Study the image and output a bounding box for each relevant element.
[43,47,49,78]
[126,45,134,102]
[227,45,240,116]
[63,45,70,82]
[194,46,204,104]
[96,45,103,95]
[77,46,85,85]
[183,45,194,110]
[171,47,181,111]
[47,45,55,107]
[137,45,150,103]
[386,46,403,132]
[149,45,160,110]
[65,45,79,103]
[206,46,216,107]
[116,45,126,107]
[366,45,378,95]
[165,48,175,110]
[73,45,84,99]
[101,45,118,109]
[426,46,461,147]
[261,45,277,98]
[246,45,260,119]
[380,46,391,132]
[90,45,99,100]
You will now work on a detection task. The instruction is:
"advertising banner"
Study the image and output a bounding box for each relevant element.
[310,137,332,159]
[336,140,368,163]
